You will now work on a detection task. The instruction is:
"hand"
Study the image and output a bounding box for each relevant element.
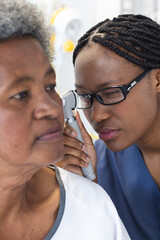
[56,111,97,179]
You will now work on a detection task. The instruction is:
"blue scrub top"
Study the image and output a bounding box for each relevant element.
[95,139,160,240]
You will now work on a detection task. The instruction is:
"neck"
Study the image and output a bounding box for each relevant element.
[139,148,160,189]
[0,164,60,240]
[137,107,160,151]
[137,115,160,189]
[0,163,58,220]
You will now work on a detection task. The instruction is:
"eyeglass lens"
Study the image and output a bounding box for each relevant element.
[76,87,124,109]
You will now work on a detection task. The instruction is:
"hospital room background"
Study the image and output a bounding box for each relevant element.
[27,0,160,139]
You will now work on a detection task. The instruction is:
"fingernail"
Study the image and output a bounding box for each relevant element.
[84,161,89,165]
[82,145,87,152]
[65,128,70,134]
[85,156,90,162]
[70,130,77,138]
[65,128,77,138]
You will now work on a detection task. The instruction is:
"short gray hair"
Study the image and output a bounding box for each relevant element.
[0,0,52,60]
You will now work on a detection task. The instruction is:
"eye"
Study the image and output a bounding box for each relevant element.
[79,94,89,98]
[12,91,28,100]
[45,83,56,93]
[102,88,122,99]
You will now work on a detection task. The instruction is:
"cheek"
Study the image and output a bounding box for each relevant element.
[50,92,64,130]
[83,109,92,124]
[0,110,30,149]
[0,111,26,135]
[117,94,159,140]
[56,95,64,130]
[0,111,31,164]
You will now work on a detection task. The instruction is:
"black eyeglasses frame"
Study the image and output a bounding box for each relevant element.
[75,69,152,109]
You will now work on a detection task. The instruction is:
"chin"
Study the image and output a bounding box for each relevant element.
[103,140,132,152]
[37,146,65,166]
[49,150,65,165]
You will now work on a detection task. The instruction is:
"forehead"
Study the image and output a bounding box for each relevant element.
[74,43,140,89]
[0,36,46,61]
[75,43,129,73]
[0,37,50,86]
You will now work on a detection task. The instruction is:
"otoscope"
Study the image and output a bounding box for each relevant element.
[62,90,96,181]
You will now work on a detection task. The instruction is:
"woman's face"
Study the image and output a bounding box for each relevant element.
[75,44,159,151]
[0,37,64,168]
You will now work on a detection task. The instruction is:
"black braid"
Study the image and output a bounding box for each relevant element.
[73,14,160,69]
[73,19,109,64]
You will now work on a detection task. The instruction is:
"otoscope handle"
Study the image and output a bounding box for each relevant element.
[62,90,96,180]
[67,117,96,181]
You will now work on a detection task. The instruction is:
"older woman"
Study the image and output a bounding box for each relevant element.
[0,0,130,239]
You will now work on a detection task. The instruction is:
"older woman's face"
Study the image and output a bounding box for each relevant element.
[75,44,159,152]
[0,37,64,167]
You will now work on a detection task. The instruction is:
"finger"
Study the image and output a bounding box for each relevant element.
[75,111,93,145]
[56,155,89,169]
[65,164,84,176]
[63,134,84,151]
[64,146,90,163]
[64,124,77,138]
[65,155,89,167]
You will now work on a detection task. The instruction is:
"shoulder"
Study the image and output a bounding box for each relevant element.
[57,166,110,199]
[57,166,107,194]
[56,166,118,212]
[54,167,130,240]
[94,138,106,151]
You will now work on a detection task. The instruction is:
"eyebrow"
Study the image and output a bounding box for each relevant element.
[7,76,32,90]
[7,67,56,90]
[75,80,116,90]
[44,67,56,78]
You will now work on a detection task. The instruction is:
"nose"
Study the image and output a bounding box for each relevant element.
[89,100,112,123]
[33,91,62,120]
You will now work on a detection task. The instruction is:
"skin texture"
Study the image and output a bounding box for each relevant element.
[0,37,64,168]
[75,43,160,152]
[62,43,160,188]
[60,111,97,176]
[0,36,65,239]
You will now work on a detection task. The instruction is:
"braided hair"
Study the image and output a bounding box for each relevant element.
[73,14,160,69]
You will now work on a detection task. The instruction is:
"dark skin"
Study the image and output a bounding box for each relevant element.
[59,111,97,177]
[61,43,160,189]
[0,36,65,239]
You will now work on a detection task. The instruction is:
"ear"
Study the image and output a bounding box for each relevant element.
[154,69,160,93]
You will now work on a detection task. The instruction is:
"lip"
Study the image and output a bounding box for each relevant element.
[97,128,120,141]
[37,126,63,142]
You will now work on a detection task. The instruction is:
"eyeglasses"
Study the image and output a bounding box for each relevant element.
[74,69,152,109]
